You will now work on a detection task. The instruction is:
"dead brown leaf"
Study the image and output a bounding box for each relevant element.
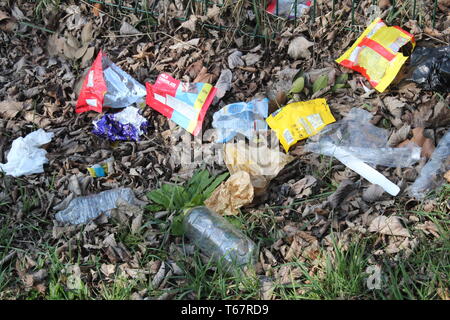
[369,216,411,237]
[0,100,24,119]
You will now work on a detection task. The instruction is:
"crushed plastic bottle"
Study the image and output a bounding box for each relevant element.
[410,131,450,199]
[183,206,257,269]
[55,188,142,225]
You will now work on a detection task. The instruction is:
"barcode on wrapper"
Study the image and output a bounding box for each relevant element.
[306,113,324,130]
[283,128,294,145]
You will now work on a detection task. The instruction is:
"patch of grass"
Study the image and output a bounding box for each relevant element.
[173,248,260,300]
[275,237,372,300]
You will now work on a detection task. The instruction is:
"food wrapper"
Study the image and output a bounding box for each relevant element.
[336,17,415,93]
[212,98,268,143]
[146,73,217,136]
[265,98,335,152]
[88,157,114,178]
[204,171,254,216]
[76,50,146,113]
[224,140,294,196]
[266,0,311,19]
[92,106,148,141]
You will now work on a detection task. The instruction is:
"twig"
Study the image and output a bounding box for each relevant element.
[0,250,16,266]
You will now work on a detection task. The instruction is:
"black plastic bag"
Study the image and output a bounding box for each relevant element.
[409,46,450,92]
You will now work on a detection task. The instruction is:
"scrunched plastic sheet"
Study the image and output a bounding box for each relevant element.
[305,108,421,168]
[266,0,311,19]
[410,131,450,199]
[92,106,148,141]
[409,46,450,93]
[55,188,141,225]
[212,98,269,143]
[76,50,146,113]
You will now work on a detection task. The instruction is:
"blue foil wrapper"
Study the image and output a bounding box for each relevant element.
[92,107,149,141]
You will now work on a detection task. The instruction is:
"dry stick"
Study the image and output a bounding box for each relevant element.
[0,250,16,266]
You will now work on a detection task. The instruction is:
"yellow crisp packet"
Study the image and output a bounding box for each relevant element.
[336,17,415,93]
[266,98,335,152]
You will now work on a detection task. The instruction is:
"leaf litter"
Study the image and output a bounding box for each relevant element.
[0,0,449,300]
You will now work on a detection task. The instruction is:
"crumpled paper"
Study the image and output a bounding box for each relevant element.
[224,140,294,196]
[0,129,53,177]
[92,106,148,141]
[204,171,254,216]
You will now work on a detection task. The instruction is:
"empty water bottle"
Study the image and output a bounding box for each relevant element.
[410,131,450,199]
[183,206,257,269]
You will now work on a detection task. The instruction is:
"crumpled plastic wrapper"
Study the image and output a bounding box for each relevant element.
[55,188,144,225]
[224,140,294,196]
[305,108,421,168]
[88,157,114,177]
[76,49,146,113]
[212,98,268,143]
[0,129,53,177]
[266,0,311,19]
[336,17,415,93]
[409,46,450,93]
[92,106,148,141]
[204,171,254,216]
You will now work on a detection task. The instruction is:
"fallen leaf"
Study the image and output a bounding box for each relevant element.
[288,36,314,60]
[0,100,24,119]
[93,3,102,16]
[204,171,254,216]
[362,184,385,203]
[81,22,93,44]
[81,46,95,67]
[228,51,244,69]
[214,69,232,100]
[242,52,261,66]
[291,175,317,199]
[383,96,404,119]
[193,67,215,83]
[388,124,410,147]
[180,15,197,32]
[444,170,450,183]
[120,21,140,35]
[369,216,411,237]
[169,38,200,52]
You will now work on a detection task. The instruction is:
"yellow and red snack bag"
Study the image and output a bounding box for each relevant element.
[266,98,335,152]
[336,17,415,93]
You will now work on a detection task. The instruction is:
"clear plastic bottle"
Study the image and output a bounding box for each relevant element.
[410,131,450,199]
[183,206,257,269]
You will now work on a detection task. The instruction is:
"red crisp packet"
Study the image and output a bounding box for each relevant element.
[146,73,217,136]
[76,50,146,113]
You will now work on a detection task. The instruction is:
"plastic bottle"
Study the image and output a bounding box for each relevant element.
[410,131,450,199]
[55,188,142,225]
[183,206,257,269]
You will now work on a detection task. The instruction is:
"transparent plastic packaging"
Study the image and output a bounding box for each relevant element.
[183,206,257,269]
[410,131,450,199]
[266,0,311,19]
[55,188,142,225]
[305,108,421,168]
[102,57,146,109]
[212,98,268,143]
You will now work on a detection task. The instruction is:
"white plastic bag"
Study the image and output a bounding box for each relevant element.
[0,129,54,177]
